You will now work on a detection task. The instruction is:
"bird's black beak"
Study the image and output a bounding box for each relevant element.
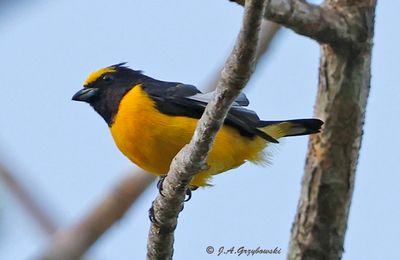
[72,88,98,102]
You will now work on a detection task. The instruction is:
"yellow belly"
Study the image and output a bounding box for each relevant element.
[110,85,268,186]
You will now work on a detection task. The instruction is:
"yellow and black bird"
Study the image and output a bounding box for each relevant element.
[72,63,323,188]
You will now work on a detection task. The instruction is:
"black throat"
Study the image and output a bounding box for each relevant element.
[90,85,132,126]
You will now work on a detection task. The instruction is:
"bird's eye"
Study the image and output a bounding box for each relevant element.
[102,74,114,82]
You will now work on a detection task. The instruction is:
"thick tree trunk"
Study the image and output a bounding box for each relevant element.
[288,1,377,259]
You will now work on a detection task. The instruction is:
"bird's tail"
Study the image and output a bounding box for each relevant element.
[257,119,323,142]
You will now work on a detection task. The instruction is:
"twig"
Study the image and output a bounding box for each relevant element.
[256,20,281,61]
[229,0,366,45]
[146,0,267,259]
[41,171,155,260]
[0,162,58,236]
[203,20,281,92]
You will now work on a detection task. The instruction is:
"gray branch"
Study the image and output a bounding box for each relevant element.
[230,0,367,45]
[146,0,267,259]
[229,0,377,258]
[0,162,58,236]
[287,0,377,259]
[41,171,155,260]
[204,20,281,92]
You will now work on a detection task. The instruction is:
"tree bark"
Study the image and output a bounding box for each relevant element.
[146,1,267,259]
[288,1,377,259]
[230,0,365,44]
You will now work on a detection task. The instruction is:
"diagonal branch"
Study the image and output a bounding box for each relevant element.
[256,20,281,62]
[229,0,367,45]
[41,171,155,260]
[204,20,281,92]
[0,162,58,236]
[146,0,267,259]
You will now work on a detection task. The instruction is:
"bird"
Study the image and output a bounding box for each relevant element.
[72,63,323,189]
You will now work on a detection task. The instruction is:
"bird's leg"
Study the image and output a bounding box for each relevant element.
[184,188,192,202]
[156,176,166,197]
[148,201,157,224]
[184,185,198,202]
[158,176,197,201]
[190,185,199,191]
[149,185,199,224]
[183,189,192,203]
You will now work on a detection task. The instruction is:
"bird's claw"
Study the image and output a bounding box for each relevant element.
[184,188,192,202]
[148,201,157,224]
[157,176,166,197]
[151,179,198,222]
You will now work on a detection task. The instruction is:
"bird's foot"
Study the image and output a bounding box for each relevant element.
[184,186,197,202]
[148,201,157,224]
[156,176,166,197]
[149,185,199,224]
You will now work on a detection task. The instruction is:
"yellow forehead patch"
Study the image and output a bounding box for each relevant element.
[84,67,116,87]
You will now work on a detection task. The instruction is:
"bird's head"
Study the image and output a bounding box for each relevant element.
[72,63,145,125]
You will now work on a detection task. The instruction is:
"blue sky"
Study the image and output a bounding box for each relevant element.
[0,1,398,259]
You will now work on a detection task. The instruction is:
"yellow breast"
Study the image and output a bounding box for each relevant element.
[110,85,267,186]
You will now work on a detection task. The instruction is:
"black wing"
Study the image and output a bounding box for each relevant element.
[142,82,278,143]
